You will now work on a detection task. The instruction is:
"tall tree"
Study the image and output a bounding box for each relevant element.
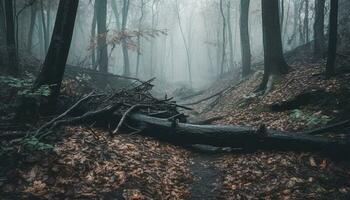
[33,0,79,110]
[260,0,288,92]
[110,0,121,31]
[90,2,97,69]
[0,0,6,65]
[175,0,192,86]
[240,0,251,77]
[219,0,226,76]
[303,0,309,43]
[4,0,18,76]
[96,0,108,73]
[121,0,130,76]
[40,0,49,53]
[314,0,326,58]
[27,1,37,53]
[136,0,145,77]
[326,0,338,78]
[226,1,234,71]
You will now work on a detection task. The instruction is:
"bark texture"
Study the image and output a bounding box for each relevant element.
[33,0,79,110]
[240,0,251,77]
[260,0,288,91]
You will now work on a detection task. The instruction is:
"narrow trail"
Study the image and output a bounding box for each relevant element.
[188,153,221,200]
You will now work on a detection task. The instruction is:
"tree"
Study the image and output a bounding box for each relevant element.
[0,0,6,66]
[95,0,108,73]
[240,0,251,77]
[136,0,145,77]
[4,0,18,76]
[33,0,79,110]
[226,1,234,71]
[314,0,326,58]
[40,0,49,53]
[111,0,121,30]
[260,0,288,92]
[326,0,338,78]
[90,2,97,69]
[175,0,192,86]
[219,0,226,76]
[27,1,37,53]
[303,0,309,43]
[121,0,130,76]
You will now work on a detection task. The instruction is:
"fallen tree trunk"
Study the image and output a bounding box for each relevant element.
[9,78,348,154]
[126,114,350,152]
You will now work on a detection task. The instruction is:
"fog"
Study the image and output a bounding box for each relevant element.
[17,0,322,90]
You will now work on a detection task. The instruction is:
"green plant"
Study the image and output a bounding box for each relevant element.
[0,75,51,98]
[21,137,54,151]
[290,109,332,127]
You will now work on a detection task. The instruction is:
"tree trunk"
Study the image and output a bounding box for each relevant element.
[121,0,130,76]
[240,0,251,77]
[219,0,226,76]
[0,0,6,66]
[303,0,309,43]
[4,0,18,76]
[40,0,48,53]
[27,1,36,54]
[46,0,51,40]
[175,0,192,87]
[326,0,338,78]
[126,114,350,153]
[90,2,97,70]
[227,1,234,71]
[96,0,108,73]
[33,0,79,111]
[314,0,326,58]
[280,0,284,30]
[260,0,288,91]
[136,0,144,78]
[110,0,121,31]
[292,0,299,47]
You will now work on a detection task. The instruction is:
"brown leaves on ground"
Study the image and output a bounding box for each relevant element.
[216,152,350,199]
[200,61,347,132]
[2,127,192,199]
[191,58,350,199]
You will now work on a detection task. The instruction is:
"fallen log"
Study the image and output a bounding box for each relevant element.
[126,114,350,152]
[6,77,348,154]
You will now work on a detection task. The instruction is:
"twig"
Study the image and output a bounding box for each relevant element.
[113,104,149,134]
[35,92,95,136]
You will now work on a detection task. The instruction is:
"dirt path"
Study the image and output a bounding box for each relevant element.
[188,153,221,200]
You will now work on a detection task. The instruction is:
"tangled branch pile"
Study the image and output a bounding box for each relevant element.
[35,78,190,138]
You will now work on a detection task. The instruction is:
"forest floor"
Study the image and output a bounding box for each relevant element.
[1,49,350,199]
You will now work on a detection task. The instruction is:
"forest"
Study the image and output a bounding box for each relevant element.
[0,0,350,199]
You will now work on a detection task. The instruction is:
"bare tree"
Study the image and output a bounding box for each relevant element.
[40,0,48,53]
[240,0,251,77]
[314,0,326,58]
[121,0,130,76]
[33,0,79,110]
[111,0,121,30]
[326,0,338,78]
[219,0,226,76]
[27,1,37,53]
[96,0,108,73]
[304,0,309,43]
[4,0,18,76]
[226,1,234,71]
[260,0,289,93]
[90,1,97,69]
[136,0,145,77]
[175,0,192,86]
